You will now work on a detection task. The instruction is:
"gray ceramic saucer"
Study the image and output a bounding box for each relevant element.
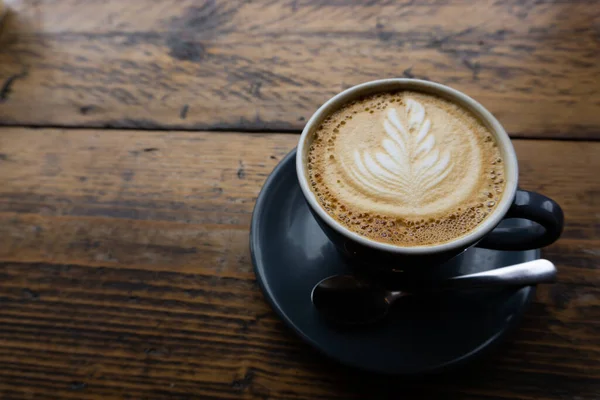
[250,149,539,375]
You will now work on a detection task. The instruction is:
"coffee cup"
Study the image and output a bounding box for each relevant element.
[296,79,563,278]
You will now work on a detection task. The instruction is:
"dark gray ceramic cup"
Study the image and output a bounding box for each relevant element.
[296,79,563,280]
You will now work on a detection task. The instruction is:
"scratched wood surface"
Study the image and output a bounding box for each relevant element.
[0,0,599,137]
[0,128,598,399]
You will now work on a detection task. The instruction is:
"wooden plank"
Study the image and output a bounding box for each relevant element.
[0,127,598,399]
[0,0,598,138]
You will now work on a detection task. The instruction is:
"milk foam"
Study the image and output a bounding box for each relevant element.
[307,91,506,247]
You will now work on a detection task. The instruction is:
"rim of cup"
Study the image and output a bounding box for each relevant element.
[296,79,519,255]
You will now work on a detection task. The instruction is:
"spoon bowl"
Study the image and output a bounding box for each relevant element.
[311,275,394,325]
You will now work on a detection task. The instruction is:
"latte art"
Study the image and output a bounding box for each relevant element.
[307,90,507,247]
[346,100,453,206]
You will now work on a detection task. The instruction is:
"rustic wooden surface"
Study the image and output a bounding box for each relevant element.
[0,0,599,137]
[0,128,598,399]
[0,0,599,399]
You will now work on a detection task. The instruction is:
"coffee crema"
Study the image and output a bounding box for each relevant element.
[306,91,506,247]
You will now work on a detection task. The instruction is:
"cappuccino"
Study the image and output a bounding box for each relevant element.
[306,91,506,247]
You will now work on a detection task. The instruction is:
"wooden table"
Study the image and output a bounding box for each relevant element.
[0,1,598,399]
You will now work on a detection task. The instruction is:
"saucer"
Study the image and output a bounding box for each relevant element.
[250,149,539,375]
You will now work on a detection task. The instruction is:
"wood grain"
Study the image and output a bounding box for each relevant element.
[0,0,598,137]
[0,127,598,399]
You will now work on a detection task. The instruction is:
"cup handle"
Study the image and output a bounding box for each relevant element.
[476,189,564,251]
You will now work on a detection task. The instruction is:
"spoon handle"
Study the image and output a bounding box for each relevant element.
[438,259,557,291]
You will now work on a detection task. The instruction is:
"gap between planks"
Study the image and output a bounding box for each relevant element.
[0,124,598,142]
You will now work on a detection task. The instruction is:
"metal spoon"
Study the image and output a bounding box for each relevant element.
[311,259,557,325]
